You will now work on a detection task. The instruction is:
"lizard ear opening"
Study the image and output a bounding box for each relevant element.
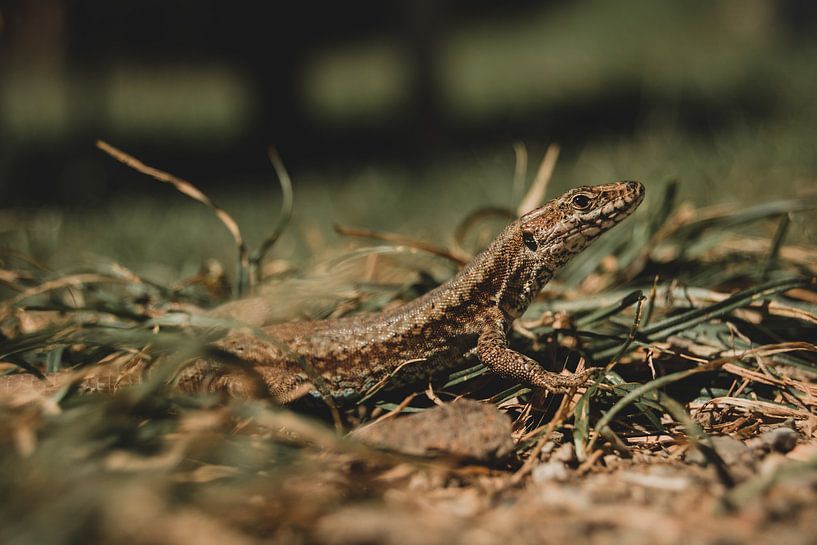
[522,231,538,251]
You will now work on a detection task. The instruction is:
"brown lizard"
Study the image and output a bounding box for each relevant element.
[2,181,645,404]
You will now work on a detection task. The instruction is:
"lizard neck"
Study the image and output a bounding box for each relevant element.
[440,222,553,321]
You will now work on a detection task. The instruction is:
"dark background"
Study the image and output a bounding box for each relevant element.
[2,0,816,206]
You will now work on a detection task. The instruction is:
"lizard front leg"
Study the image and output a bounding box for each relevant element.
[476,308,595,393]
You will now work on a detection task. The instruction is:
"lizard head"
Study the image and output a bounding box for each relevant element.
[498,181,645,316]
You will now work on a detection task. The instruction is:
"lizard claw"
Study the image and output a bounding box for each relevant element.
[540,367,601,394]
[581,367,606,381]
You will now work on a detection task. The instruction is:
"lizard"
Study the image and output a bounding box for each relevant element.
[1,181,645,404]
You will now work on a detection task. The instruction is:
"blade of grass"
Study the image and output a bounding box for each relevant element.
[593,276,816,359]
[761,213,791,281]
[640,276,815,338]
[517,143,559,216]
[586,360,725,454]
[0,273,128,318]
[249,147,295,285]
[334,224,466,266]
[575,289,643,328]
[443,363,488,387]
[603,296,645,372]
[511,142,528,204]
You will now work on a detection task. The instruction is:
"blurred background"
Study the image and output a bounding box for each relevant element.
[1,0,816,280]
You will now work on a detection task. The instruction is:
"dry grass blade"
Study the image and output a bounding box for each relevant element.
[451,206,515,261]
[510,387,575,485]
[0,273,127,317]
[249,147,295,283]
[334,224,467,265]
[357,392,419,430]
[516,143,560,216]
[511,141,528,202]
[761,213,791,280]
[96,140,249,295]
[358,358,428,404]
[0,269,28,291]
[698,396,811,418]
[721,362,817,400]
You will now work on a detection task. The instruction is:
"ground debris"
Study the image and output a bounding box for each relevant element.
[531,460,570,483]
[351,399,514,462]
[747,427,799,453]
[684,435,751,466]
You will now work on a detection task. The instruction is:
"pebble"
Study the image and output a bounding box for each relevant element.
[531,461,570,483]
[748,427,799,453]
[552,442,577,464]
[352,399,514,462]
[684,435,749,466]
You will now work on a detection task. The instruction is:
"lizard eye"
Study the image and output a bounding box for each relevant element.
[571,194,592,210]
[522,231,538,251]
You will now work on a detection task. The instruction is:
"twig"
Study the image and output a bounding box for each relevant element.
[576,448,604,475]
[517,144,560,216]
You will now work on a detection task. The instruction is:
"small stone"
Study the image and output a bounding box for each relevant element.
[531,461,569,483]
[539,441,557,458]
[758,453,787,476]
[603,454,620,468]
[351,399,514,462]
[786,441,817,462]
[685,435,749,466]
[750,427,799,453]
[552,442,576,464]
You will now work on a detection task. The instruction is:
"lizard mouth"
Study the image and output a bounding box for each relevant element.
[592,182,644,226]
[564,182,645,242]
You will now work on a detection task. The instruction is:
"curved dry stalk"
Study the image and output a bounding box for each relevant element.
[249,147,295,285]
[96,140,249,297]
[334,224,467,266]
[451,206,515,261]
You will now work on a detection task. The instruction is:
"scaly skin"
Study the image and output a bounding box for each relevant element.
[2,182,645,404]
